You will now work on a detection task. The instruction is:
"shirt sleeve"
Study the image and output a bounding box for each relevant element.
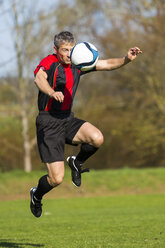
[34,55,57,76]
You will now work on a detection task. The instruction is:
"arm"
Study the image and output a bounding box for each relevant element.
[96,47,142,71]
[34,69,64,102]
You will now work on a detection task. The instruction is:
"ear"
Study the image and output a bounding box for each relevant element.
[54,46,58,54]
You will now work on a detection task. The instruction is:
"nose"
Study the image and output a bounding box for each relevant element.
[68,51,71,57]
[68,48,73,58]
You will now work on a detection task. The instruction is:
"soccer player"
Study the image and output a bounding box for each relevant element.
[30,31,142,217]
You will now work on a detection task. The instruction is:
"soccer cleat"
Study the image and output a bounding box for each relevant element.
[66,156,90,187]
[30,187,42,218]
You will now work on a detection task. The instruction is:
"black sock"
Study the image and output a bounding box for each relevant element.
[75,143,98,166]
[34,175,53,200]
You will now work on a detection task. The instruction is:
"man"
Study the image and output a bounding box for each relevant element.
[30,31,142,218]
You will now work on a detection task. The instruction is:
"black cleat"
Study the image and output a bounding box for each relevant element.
[30,187,42,218]
[67,156,90,187]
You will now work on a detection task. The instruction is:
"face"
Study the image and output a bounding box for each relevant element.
[54,42,75,65]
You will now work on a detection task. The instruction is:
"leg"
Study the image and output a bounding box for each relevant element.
[34,161,64,200]
[73,122,104,147]
[73,122,104,164]
[67,122,104,187]
[31,114,66,217]
[46,161,65,187]
[30,161,64,217]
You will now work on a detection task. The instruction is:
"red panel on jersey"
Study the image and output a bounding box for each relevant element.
[61,67,74,111]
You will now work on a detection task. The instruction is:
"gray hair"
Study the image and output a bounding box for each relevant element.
[54,31,75,49]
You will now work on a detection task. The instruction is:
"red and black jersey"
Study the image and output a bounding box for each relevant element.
[34,54,95,115]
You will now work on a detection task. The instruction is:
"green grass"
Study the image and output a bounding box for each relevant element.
[0,195,165,248]
[0,168,165,247]
[0,167,165,200]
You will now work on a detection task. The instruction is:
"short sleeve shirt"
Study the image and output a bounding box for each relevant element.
[34,54,95,114]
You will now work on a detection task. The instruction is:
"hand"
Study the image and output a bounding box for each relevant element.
[51,91,64,103]
[127,47,142,61]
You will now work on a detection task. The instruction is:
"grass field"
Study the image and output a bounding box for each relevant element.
[1,167,165,200]
[0,195,165,248]
[0,168,165,247]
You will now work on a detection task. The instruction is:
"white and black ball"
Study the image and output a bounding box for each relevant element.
[71,42,99,71]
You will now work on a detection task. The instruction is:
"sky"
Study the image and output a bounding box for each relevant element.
[0,0,59,77]
[0,1,15,76]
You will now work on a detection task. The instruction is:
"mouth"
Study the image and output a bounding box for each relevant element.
[66,58,71,63]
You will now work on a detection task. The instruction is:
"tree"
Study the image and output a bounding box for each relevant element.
[81,0,165,168]
[0,0,58,171]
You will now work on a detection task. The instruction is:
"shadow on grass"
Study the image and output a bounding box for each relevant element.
[0,239,44,248]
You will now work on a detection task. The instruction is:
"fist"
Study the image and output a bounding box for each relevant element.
[52,91,64,103]
[127,47,142,61]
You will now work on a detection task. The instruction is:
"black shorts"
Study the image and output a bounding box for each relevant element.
[36,112,86,163]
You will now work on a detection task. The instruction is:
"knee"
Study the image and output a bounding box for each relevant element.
[48,175,64,187]
[91,131,104,148]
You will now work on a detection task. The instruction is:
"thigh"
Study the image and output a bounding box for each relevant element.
[65,115,86,145]
[72,122,103,146]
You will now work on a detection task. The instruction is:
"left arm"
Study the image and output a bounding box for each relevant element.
[96,47,142,71]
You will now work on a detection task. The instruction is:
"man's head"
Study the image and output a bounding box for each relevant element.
[54,31,76,65]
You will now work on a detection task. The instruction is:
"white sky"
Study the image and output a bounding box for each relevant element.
[0,0,59,77]
[0,2,14,76]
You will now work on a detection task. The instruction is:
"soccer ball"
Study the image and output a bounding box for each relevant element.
[70,42,99,71]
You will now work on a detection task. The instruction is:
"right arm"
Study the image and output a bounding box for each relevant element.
[34,69,64,103]
[96,47,142,71]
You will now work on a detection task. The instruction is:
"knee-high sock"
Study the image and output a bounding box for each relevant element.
[34,175,53,200]
[75,143,98,166]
